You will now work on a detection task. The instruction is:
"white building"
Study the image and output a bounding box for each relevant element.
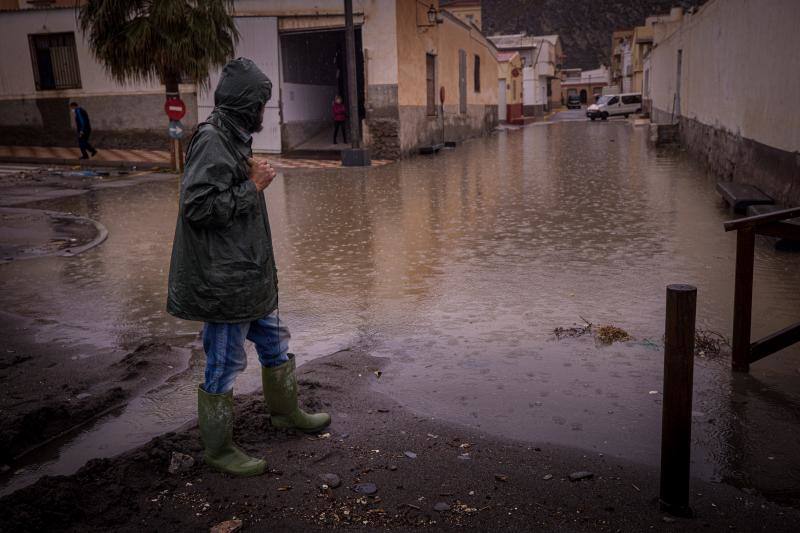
[488,32,562,116]
[0,4,198,149]
[646,0,800,205]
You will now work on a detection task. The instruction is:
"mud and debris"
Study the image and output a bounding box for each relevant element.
[0,312,186,467]
[596,325,632,345]
[1,350,798,532]
[694,329,729,358]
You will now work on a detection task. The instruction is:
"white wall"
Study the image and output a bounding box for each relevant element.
[282,83,338,122]
[233,0,398,86]
[649,0,800,153]
[0,8,184,99]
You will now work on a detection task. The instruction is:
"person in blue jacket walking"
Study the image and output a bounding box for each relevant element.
[70,101,97,159]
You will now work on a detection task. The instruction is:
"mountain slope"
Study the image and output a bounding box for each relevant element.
[481,0,706,69]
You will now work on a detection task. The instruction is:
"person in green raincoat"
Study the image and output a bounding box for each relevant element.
[167,58,330,477]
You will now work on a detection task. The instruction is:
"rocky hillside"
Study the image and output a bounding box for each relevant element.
[482,0,706,70]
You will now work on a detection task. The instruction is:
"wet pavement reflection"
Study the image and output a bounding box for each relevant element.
[2,121,799,501]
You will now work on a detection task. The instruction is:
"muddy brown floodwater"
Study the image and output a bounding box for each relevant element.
[1,121,799,504]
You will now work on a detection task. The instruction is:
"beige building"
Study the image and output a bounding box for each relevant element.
[440,0,482,30]
[560,66,609,105]
[631,24,653,94]
[394,1,498,155]
[647,0,800,205]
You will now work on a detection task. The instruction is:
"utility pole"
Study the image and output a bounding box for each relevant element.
[341,0,370,166]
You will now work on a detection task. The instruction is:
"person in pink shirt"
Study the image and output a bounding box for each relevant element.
[332,95,347,144]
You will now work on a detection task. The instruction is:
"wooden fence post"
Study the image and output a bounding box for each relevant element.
[731,228,755,372]
[660,284,696,517]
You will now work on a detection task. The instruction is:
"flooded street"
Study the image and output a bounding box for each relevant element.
[2,121,799,501]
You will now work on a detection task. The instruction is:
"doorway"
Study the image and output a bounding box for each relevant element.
[498,78,507,121]
[580,89,587,104]
[280,27,365,156]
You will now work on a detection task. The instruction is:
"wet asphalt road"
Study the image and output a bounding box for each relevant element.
[2,121,800,501]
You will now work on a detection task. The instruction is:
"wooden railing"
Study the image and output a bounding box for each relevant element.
[723,206,800,372]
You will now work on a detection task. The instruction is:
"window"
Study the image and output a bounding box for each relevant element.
[621,94,642,104]
[29,32,81,90]
[473,54,480,92]
[426,53,437,116]
[607,96,619,105]
[458,49,467,114]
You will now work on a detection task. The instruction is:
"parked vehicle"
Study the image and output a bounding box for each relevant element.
[566,94,582,109]
[587,93,642,120]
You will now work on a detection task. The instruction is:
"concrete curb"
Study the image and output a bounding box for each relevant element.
[0,207,109,263]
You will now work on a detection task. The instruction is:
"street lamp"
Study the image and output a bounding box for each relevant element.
[427,5,437,25]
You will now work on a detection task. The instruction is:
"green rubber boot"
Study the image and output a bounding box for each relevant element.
[262,354,331,433]
[197,386,266,477]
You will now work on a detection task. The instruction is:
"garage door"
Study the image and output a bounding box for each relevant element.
[198,17,281,153]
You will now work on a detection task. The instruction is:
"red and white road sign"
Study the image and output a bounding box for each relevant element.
[164,98,186,120]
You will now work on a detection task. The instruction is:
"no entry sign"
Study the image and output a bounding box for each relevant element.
[165,98,186,121]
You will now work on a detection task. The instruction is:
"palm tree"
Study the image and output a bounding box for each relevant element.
[77,0,239,167]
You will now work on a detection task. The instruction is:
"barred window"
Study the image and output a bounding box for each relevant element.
[29,32,82,90]
[426,53,437,116]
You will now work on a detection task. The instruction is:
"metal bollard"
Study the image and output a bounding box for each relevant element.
[660,284,696,517]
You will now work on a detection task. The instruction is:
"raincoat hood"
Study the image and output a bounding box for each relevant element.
[213,57,272,133]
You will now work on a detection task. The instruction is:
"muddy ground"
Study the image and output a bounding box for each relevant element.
[1,349,797,532]
[0,311,188,467]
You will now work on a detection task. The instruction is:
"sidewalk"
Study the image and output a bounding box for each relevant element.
[0,146,393,170]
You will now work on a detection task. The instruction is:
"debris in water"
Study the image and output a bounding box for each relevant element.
[553,316,592,339]
[568,471,594,482]
[404,451,417,459]
[434,502,451,512]
[494,474,509,482]
[596,325,631,344]
[210,519,242,533]
[694,328,729,357]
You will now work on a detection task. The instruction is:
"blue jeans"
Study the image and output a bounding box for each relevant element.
[202,310,290,394]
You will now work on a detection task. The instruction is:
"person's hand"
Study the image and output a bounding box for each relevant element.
[248,158,276,192]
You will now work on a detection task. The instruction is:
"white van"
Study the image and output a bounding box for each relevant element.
[587,93,642,120]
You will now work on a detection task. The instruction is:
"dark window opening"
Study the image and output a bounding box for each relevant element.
[473,54,480,92]
[29,32,81,90]
[426,53,437,116]
[458,49,467,114]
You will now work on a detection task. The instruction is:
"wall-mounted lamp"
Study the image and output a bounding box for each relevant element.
[418,2,443,27]
[427,6,437,24]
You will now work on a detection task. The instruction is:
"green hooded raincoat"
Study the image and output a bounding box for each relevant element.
[167,58,277,323]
